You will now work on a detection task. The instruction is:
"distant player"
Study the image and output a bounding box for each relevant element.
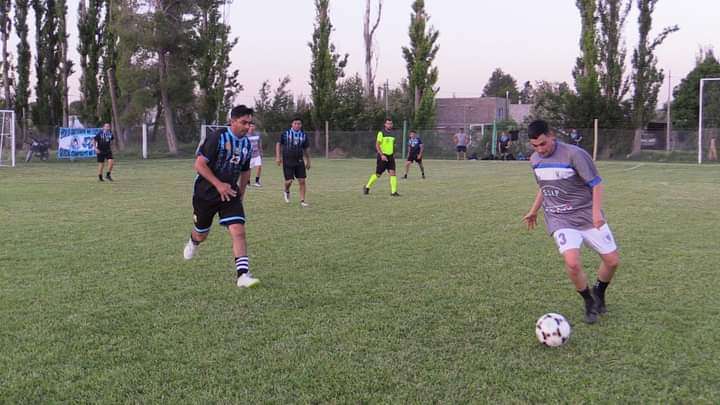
[363,118,400,196]
[453,128,469,160]
[402,130,425,179]
[94,123,114,182]
[246,123,263,187]
[522,119,620,324]
[183,105,259,288]
[498,131,512,160]
[276,117,311,207]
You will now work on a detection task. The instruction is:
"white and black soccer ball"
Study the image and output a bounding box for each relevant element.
[535,313,572,347]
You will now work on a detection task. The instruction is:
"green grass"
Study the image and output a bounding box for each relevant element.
[1,158,719,403]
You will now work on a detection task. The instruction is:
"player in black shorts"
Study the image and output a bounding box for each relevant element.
[94,123,114,181]
[183,105,259,288]
[402,130,425,179]
[275,117,311,207]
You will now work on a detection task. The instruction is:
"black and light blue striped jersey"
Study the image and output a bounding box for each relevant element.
[279,129,309,163]
[408,137,423,154]
[194,128,252,201]
[94,130,113,153]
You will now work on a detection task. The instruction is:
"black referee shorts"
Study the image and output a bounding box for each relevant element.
[376,154,396,174]
[192,195,246,233]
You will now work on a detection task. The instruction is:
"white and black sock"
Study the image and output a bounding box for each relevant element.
[235,256,249,278]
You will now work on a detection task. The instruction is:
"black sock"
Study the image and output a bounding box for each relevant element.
[594,280,609,299]
[190,235,201,246]
[106,171,111,177]
[235,256,249,277]
[98,174,103,180]
[578,286,594,306]
[255,176,260,183]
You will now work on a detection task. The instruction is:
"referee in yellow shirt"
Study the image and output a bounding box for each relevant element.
[363,118,400,197]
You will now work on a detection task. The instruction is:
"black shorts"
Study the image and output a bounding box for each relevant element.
[456,146,467,153]
[283,163,307,180]
[499,144,510,153]
[376,154,396,174]
[407,154,422,163]
[97,151,113,162]
[192,195,246,233]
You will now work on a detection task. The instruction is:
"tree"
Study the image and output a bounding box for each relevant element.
[57,0,73,126]
[482,68,519,101]
[671,49,720,130]
[77,0,103,125]
[571,0,602,128]
[0,0,11,108]
[333,73,385,131]
[597,0,631,125]
[309,0,347,141]
[519,81,534,104]
[31,0,64,130]
[401,0,439,130]
[528,81,575,127]
[14,0,31,141]
[363,0,382,100]
[630,0,678,155]
[254,76,302,132]
[193,0,239,124]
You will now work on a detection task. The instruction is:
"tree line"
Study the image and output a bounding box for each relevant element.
[0,0,440,153]
[0,0,714,157]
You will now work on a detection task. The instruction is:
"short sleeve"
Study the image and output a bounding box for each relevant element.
[241,143,251,172]
[418,138,423,145]
[376,131,383,144]
[571,147,602,187]
[278,132,286,145]
[94,132,101,142]
[197,129,220,162]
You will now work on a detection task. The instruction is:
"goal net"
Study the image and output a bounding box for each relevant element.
[0,110,15,167]
[699,78,720,164]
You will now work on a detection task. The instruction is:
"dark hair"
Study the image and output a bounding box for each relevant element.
[230,105,254,119]
[384,118,392,123]
[409,130,417,134]
[292,117,303,123]
[528,120,549,139]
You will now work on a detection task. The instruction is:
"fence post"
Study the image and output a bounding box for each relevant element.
[402,120,407,159]
[593,118,599,161]
[491,120,497,157]
[142,123,148,159]
[325,121,329,159]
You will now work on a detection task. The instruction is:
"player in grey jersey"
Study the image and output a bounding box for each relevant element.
[522,120,620,324]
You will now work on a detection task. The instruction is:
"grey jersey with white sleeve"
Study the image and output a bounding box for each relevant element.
[529,141,604,234]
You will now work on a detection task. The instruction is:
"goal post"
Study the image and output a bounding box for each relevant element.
[0,110,16,167]
[698,77,720,164]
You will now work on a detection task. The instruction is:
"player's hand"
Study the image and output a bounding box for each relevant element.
[305,161,311,170]
[216,182,237,201]
[276,158,282,166]
[593,213,605,229]
[523,212,538,230]
[381,154,388,162]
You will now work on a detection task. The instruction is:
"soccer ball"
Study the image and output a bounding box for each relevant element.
[535,313,572,347]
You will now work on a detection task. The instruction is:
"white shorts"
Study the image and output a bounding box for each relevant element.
[552,224,618,255]
[250,156,262,168]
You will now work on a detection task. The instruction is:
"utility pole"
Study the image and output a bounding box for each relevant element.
[666,71,671,152]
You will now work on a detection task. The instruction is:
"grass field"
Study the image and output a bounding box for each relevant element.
[1,158,719,403]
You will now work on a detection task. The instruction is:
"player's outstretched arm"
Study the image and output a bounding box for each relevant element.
[194,156,236,202]
[304,148,311,170]
[275,142,282,166]
[523,189,544,230]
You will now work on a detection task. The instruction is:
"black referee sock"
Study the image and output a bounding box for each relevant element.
[235,256,249,277]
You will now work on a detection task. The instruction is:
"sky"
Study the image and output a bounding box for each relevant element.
[10,0,720,106]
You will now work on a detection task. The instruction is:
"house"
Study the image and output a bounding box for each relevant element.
[435,97,532,130]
